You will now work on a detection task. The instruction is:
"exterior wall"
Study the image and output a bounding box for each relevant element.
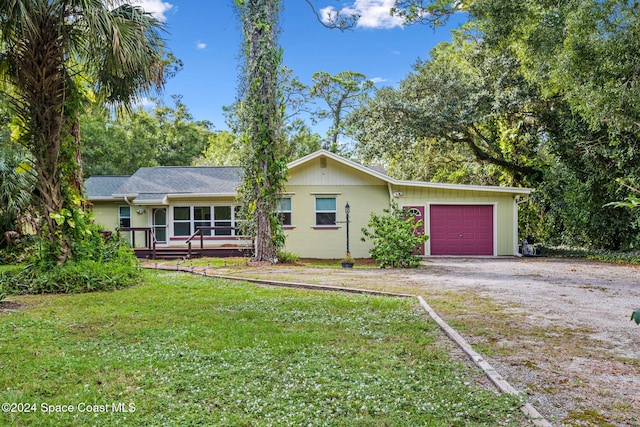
[91,202,120,230]
[392,185,519,256]
[283,157,390,259]
[281,184,389,259]
[90,202,150,248]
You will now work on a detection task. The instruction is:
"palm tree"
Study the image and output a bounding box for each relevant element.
[0,0,165,263]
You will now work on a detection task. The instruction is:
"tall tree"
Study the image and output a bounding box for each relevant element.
[235,0,288,262]
[381,0,640,249]
[0,0,165,263]
[352,38,543,185]
[311,71,374,152]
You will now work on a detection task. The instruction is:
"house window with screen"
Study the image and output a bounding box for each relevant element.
[173,206,191,236]
[315,197,336,226]
[118,206,131,228]
[194,206,211,236]
[277,198,292,226]
[213,206,233,236]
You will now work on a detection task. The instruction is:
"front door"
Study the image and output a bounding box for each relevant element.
[405,205,426,255]
[152,208,167,244]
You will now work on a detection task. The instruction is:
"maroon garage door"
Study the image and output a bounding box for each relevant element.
[430,205,494,255]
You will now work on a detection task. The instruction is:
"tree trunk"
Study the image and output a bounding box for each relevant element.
[10,10,76,264]
[237,0,287,263]
[254,197,276,262]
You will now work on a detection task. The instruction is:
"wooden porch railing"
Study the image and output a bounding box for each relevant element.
[184,226,248,259]
[119,227,157,259]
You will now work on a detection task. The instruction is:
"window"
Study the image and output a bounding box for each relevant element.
[171,205,238,238]
[315,197,336,226]
[194,206,211,236]
[277,198,292,226]
[173,206,191,236]
[118,206,131,228]
[214,206,232,236]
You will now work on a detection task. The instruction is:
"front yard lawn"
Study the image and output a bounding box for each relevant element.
[0,270,525,426]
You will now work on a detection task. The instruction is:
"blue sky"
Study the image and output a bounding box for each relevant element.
[133,1,466,133]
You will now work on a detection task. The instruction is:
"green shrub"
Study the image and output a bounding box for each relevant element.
[361,202,429,268]
[0,238,141,295]
[277,250,299,263]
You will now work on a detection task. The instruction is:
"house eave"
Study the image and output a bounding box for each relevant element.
[393,180,535,195]
[88,196,125,202]
[165,192,238,199]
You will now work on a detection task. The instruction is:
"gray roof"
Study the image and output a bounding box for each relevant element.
[84,176,130,199]
[85,166,243,201]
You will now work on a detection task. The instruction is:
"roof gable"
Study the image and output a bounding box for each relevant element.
[288,150,534,195]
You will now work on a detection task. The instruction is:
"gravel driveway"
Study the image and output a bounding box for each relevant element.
[155,256,640,425]
[409,258,640,426]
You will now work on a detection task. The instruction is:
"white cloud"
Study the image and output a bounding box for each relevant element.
[130,0,173,22]
[320,0,404,30]
[370,77,387,84]
[195,42,207,50]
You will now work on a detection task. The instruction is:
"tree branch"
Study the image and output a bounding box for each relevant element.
[304,0,359,31]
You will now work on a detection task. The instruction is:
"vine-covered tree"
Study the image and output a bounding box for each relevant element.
[0,0,165,263]
[235,0,288,262]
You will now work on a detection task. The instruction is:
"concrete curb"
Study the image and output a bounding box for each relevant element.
[417,296,552,427]
[145,264,552,426]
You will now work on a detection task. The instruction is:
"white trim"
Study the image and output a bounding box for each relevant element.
[309,191,342,195]
[426,202,498,256]
[403,204,427,256]
[166,193,237,199]
[514,201,519,256]
[150,207,169,246]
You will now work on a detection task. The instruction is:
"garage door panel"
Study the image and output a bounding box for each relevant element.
[430,205,494,255]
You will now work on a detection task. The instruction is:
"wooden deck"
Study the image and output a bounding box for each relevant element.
[120,226,253,260]
[134,246,252,260]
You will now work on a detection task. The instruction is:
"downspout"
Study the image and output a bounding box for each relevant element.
[387,182,394,206]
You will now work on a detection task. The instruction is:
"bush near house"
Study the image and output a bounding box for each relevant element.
[361,202,429,268]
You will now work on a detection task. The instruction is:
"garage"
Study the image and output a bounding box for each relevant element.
[429,205,494,255]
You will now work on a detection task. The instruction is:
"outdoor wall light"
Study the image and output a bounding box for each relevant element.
[136,208,146,215]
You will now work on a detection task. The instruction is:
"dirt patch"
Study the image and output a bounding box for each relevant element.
[0,300,26,311]
[146,257,640,426]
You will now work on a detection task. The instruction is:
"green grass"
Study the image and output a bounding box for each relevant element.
[0,270,524,426]
[0,264,21,273]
